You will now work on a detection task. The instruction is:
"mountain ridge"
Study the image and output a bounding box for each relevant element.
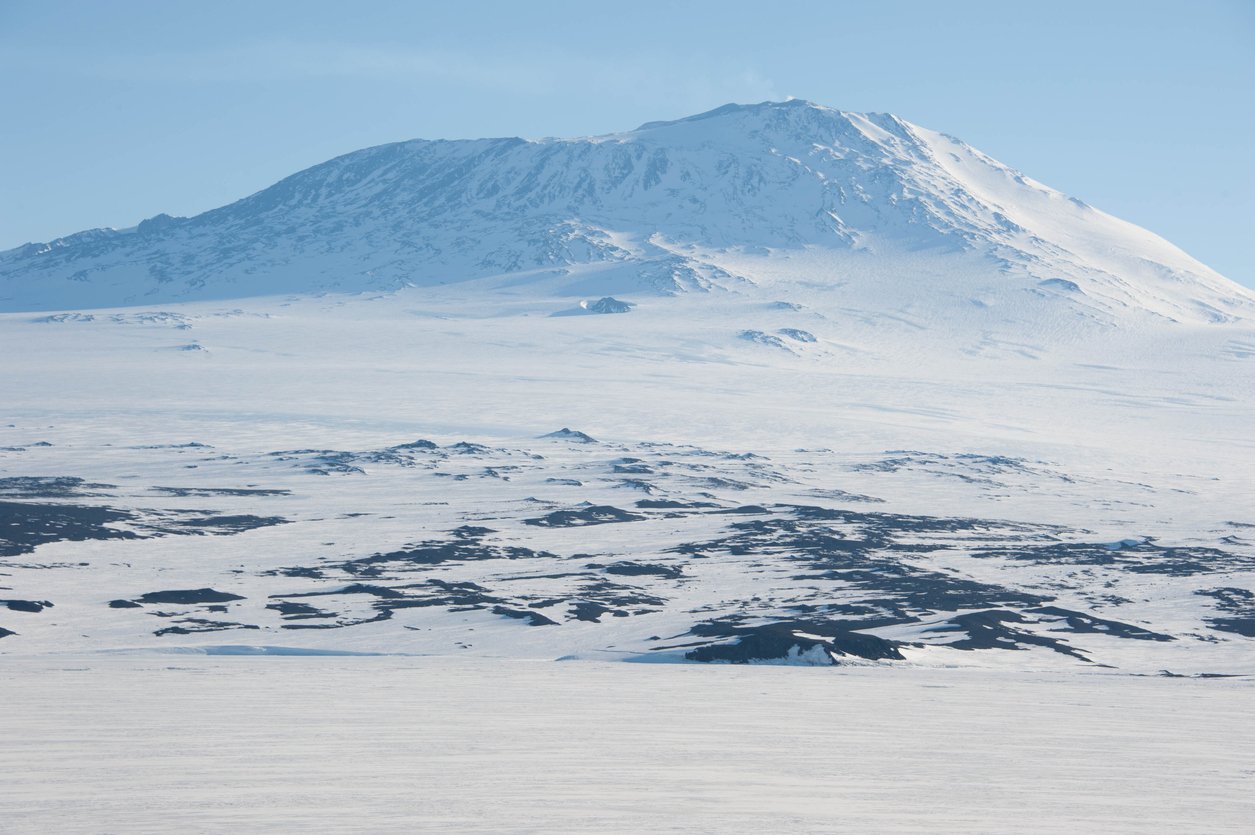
[2,99,1250,324]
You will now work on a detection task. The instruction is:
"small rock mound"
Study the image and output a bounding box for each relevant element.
[581,297,634,314]
[1038,278,1082,293]
[541,428,599,443]
[133,588,246,605]
[738,330,790,350]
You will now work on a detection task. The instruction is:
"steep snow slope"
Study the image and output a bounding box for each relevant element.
[2,100,1250,327]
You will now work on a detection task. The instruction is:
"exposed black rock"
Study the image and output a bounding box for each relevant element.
[613,479,657,493]
[0,500,139,557]
[524,505,645,528]
[1196,587,1255,636]
[269,449,366,475]
[447,442,491,454]
[165,514,287,533]
[977,539,1252,576]
[635,499,719,510]
[569,601,613,622]
[541,428,599,443]
[332,528,550,577]
[1027,606,1174,641]
[452,525,496,538]
[133,442,210,450]
[390,439,439,450]
[0,476,116,498]
[672,508,1049,618]
[493,605,558,626]
[134,588,245,605]
[286,583,406,599]
[805,488,885,504]
[849,452,1075,490]
[583,297,634,314]
[738,330,791,350]
[777,328,817,343]
[271,566,325,579]
[597,561,684,580]
[685,619,903,664]
[576,579,666,611]
[928,610,1090,660]
[281,609,395,629]
[266,601,334,620]
[154,619,260,637]
[152,486,290,497]
[1,599,52,613]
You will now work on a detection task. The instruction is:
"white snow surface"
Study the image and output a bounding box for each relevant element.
[1,284,1252,672]
[0,100,1252,675]
[2,656,1252,833]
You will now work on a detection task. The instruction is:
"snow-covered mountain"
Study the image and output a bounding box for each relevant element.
[2,99,1250,325]
[2,101,1253,672]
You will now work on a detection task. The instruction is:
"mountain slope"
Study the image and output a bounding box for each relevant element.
[2,100,1250,324]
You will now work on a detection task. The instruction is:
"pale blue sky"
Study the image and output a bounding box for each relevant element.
[2,0,1252,285]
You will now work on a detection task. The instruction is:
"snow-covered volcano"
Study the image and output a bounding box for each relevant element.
[2,101,1253,673]
[2,99,1250,325]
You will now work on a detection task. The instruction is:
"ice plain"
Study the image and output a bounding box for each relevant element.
[1,283,1252,673]
[2,656,1253,833]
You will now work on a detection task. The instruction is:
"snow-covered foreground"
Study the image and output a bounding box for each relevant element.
[1,289,1253,671]
[1,655,1252,833]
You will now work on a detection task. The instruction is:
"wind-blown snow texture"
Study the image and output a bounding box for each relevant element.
[4,657,1252,833]
[1,100,1252,673]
